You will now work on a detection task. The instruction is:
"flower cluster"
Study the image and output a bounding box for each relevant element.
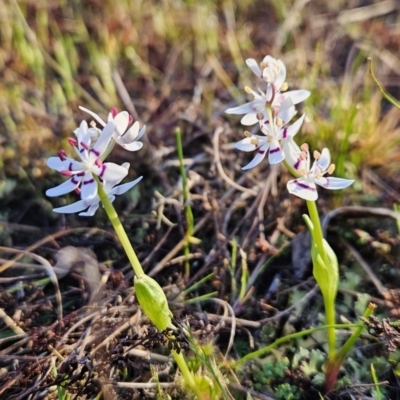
[46,107,145,216]
[227,55,353,200]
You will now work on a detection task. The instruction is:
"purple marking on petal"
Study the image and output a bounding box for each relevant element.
[90,148,100,157]
[71,176,80,185]
[77,172,85,177]
[264,120,270,125]
[294,159,301,169]
[283,128,287,139]
[270,147,280,154]
[99,164,106,178]
[83,178,95,185]
[258,150,266,155]
[68,162,73,171]
[294,180,316,191]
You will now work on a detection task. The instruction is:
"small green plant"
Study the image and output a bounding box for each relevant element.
[226,55,374,394]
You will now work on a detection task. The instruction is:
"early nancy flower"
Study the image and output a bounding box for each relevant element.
[52,163,142,217]
[286,147,354,201]
[235,114,305,169]
[246,55,286,89]
[226,85,309,126]
[79,106,145,151]
[46,121,129,200]
[226,55,309,126]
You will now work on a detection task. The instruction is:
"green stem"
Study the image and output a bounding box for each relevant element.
[306,200,326,262]
[235,322,360,367]
[333,303,376,365]
[306,199,336,356]
[324,303,376,393]
[175,127,194,280]
[172,350,204,399]
[96,177,144,277]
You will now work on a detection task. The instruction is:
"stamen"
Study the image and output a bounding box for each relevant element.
[313,150,321,160]
[256,112,264,121]
[95,159,103,167]
[75,187,81,195]
[300,151,307,160]
[57,150,67,161]
[68,138,78,146]
[244,86,253,94]
[110,107,118,117]
[90,120,97,128]
[260,61,267,69]
[80,141,89,150]
[244,131,252,137]
[128,114,134,124]
[281,82,288,92]
[250,137,259,145]
[328,164,335,174]
[299,169,306,175]
[272,108,279,117]
[275,117,283,127]
[61,170,73,176]
[300,143,309,152]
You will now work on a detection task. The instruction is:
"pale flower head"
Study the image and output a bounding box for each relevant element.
[287,147,354,201]
[79,106,145,152]
[46,121,129,200]
[235,114,305,170]
[52,163,143,217]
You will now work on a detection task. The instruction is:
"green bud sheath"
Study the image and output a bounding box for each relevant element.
[134,274,172,331]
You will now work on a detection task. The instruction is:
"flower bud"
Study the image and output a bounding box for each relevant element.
[134,274,172,331]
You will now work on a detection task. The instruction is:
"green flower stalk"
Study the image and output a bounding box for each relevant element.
[45,107,204,399]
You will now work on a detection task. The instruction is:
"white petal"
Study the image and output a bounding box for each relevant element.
[241,112,261,126]
[81,172,97,200]
[53,198,97,214]
[316,148,331,171]
[226,102,256,115]
[113,111,129,138]
[287,178,318,201]
[285,114,306,139]
[91,121,115,158]
[283,90,310,105]
[79,106,107,126]
[283,136,303,170]
[47,157,83,173]
[268,143,284,164]
[121,121,140,142]
[98,162,129,182]
[315,177,354,190]
[117,141,143,151]
[121,121,146,142]
[46,177,81,197]
[109,176,143,196]
[235,137,258,152]
[242,144,269,170]
[79,203,100,217]
[136,125,146,140]
[246,58,262,78]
